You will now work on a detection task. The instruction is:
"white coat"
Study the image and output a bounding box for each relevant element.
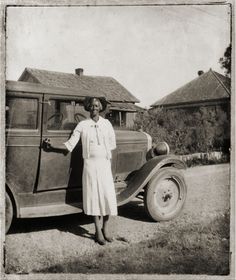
[64,117,117,216]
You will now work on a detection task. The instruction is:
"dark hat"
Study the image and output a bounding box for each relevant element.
[83,96,110,112]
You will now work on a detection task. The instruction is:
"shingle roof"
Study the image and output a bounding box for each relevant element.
[110,102,143,112]
[19,67,140,103]
[151,69,230,107]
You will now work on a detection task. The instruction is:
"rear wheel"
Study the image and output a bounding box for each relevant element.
[6,191,13,233]
[144,167,187,221]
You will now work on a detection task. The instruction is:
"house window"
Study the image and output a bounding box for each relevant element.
[47,99,88,130]
[6,97,38,129]
[106,111,126,128]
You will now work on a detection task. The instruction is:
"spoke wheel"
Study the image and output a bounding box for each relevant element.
[144,167,187,221]
[6,192,13,233]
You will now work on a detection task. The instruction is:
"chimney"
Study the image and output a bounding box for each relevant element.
[75,68,84,76]
[198,70,204,76]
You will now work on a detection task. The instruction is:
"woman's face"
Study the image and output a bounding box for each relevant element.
[89,99,101,117]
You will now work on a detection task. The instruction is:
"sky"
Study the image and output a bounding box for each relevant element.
[6,5,231,108]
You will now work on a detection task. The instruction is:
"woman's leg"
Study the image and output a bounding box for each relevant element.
[102,215,113,242]
[93,216,105,245]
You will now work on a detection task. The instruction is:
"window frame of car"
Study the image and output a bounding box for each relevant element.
[6,91,42,136]
[43,95,86,134]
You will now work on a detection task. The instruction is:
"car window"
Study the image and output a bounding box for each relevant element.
[6,97,38,129]
[47,99,88,130]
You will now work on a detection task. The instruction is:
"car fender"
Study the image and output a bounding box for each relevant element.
[117,155,186,206]
[5,177,20,218]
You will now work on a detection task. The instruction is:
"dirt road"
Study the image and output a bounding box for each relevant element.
[5,164,230,273]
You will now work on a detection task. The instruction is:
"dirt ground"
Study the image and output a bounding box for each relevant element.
[4,163,230,274]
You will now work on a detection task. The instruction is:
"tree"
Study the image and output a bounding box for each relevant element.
[219,44,231,77]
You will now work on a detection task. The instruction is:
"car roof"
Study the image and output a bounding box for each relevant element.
[7,80,90,100]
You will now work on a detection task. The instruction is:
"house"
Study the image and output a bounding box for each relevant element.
[150,69,230,110]
[149,69,231,153]
[18,67,141,128]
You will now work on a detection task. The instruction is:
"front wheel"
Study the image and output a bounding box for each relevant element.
[6,191,14,233]
[144,167,187,221]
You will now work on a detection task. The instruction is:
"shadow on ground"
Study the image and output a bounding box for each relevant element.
[118,199,154,223]
[7,212,94,238]
[7,198,152,236]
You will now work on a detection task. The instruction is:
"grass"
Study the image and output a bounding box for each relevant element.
[33,211,230,275]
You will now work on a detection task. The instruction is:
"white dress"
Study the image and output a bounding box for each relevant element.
[64,117,117,216]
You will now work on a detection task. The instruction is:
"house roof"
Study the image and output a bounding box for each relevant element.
[110,102,143,112]
[18,67,140,103]
[151,69,230,107]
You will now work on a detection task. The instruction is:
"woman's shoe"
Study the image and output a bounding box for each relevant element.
[95,232,106,246]
[102,229,113,242]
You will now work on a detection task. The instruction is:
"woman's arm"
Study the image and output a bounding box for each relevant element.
[43,122,82,154]
[42,138,69,155]
[63,125,82,152]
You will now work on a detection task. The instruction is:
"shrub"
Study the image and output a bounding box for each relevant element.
[134,105,230,155]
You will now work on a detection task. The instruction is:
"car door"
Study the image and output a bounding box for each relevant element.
[6,90,42,194]
[36,95,88,195]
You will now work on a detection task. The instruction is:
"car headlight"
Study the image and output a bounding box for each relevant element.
[146,141,170,160]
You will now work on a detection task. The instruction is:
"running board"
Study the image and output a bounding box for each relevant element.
[19,203,83,218]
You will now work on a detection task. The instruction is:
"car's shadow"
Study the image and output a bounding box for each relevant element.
[118,198,155,223]
[7,212,94,240]
[7,198,153,236]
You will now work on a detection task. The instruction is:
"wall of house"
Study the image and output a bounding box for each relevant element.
[106,111,136,129]
[126,112,136,128]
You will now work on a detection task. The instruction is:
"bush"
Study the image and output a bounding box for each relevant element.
[134,105,230,155]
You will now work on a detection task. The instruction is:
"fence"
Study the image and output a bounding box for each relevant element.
[179,151,229,166]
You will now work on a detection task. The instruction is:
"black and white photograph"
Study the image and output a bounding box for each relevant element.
[0,0,234,279]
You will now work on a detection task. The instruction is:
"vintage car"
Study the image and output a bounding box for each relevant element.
[5,80,187,233]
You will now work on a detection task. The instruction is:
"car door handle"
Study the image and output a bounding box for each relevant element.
[42,138,51,150]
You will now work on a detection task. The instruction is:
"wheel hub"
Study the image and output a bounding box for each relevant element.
[154,178,180,213]
[162,191,173,202]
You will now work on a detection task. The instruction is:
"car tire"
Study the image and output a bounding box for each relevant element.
[144,167,187,221]
[5,191,13,233]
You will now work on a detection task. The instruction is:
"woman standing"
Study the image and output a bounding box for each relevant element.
[48,97,117,245]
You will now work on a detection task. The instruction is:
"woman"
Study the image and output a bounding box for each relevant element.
[47,97,117,245]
